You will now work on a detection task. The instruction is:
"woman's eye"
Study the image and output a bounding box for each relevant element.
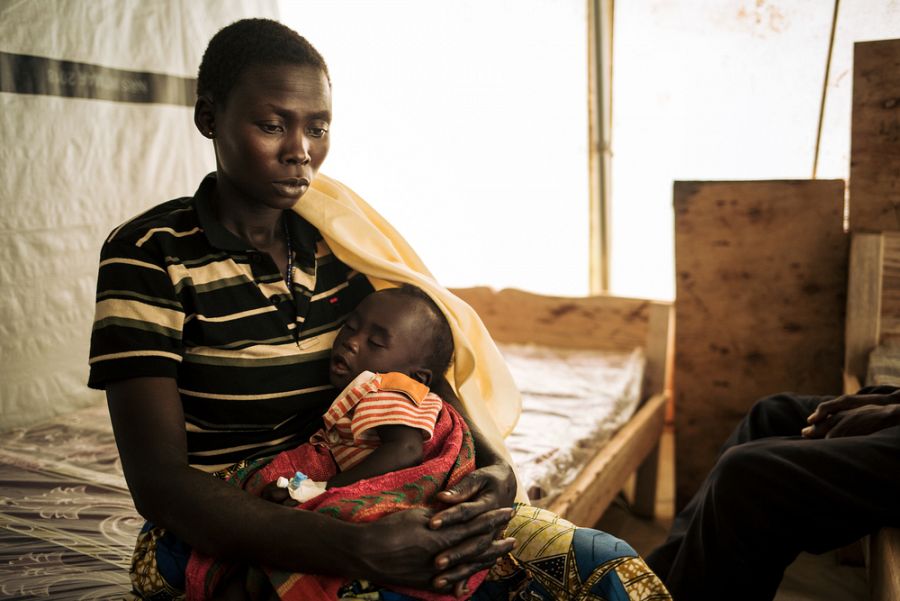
[368,338,386,348]
[259,123,283,134]
[308,127,328,138]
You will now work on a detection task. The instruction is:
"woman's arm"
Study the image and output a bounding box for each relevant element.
[107,376,360,572]
[109,376,513,591]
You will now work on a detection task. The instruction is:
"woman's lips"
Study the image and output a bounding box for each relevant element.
[272,177,310,198]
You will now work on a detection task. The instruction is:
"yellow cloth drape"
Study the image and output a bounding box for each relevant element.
[297,174,526,501]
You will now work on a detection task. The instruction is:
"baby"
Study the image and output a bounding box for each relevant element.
[268,283,457,501]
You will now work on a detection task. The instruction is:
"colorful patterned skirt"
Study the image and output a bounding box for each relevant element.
[131,504,670,601]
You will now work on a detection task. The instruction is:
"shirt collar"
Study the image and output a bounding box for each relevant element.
[193,172,318,263]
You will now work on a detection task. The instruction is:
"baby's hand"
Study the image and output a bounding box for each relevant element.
[260,480,299,507]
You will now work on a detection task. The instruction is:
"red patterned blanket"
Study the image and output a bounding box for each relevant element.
[185,403,483,600]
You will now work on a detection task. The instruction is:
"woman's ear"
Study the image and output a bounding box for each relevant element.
[412,368,433,387]
[194,95,216,139]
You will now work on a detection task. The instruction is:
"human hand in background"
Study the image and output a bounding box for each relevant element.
[803,391,900,438]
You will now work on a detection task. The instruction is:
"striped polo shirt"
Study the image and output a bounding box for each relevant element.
[88,174,374,472]
[310,370,443,470]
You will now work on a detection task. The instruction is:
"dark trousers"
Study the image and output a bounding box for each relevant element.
[646,390,900,601]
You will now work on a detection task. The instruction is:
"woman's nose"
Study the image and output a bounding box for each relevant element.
[283,131,311,165]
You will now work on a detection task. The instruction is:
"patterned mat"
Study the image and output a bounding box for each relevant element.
[0,402,139,600]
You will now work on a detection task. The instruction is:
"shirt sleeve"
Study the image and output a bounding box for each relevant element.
[350,389,443,443]
[87,239,184,389]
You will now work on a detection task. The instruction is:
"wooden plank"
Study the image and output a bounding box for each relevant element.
[547,392,666,526]
[643,302,672,404]
[450,287,664,356]
[631,443,660,519]
[882,232,900,342]
[630,302,672,517]
[870,528,900,601]
[850,39,900,232]
[673,180,848,508]
[844,233,884,382]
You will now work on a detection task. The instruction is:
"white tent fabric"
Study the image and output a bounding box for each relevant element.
[0,0,279,429]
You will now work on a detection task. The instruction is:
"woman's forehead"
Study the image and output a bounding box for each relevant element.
[227,63,331,112]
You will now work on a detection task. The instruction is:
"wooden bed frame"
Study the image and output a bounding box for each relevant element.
[843,231,900,601]
[450,287,672,527]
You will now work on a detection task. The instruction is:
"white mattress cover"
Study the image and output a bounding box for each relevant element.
[500,343,646,506]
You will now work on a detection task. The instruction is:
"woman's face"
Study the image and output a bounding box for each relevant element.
[209,63,332,212]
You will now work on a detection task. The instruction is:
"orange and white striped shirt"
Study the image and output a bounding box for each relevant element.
[310,370,443,471]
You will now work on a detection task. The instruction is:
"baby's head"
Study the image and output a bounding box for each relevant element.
[329,285,454,390]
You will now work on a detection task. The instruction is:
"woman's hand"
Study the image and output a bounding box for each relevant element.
[430,462,517,529]
[355,506,516,594]
[427,462,517,595]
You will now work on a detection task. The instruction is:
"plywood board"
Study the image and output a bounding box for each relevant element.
[882,232,900,342]
[850,39,900,232]
[673,180,847,508]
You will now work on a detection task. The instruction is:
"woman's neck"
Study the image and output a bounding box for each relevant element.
[213,189,284,249]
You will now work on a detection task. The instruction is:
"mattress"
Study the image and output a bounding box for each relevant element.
[501,343,646,505]
[0,347,644,598]
[0,403,137,599]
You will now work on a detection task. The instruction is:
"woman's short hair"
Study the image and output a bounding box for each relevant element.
[197,18,329,103]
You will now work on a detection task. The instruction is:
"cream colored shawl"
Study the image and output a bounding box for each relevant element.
[296,173,524,497]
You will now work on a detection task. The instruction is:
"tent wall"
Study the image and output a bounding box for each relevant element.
[0,0,279,429]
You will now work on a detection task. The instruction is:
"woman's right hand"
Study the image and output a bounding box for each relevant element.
[354,506,516,594]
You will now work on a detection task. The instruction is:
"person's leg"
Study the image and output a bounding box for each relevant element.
[647,392,822,577]
[653,424,900,601]
[474,505,672,600]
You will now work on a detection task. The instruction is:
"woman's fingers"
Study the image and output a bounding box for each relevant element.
[435,472,485,504]
[433,512,515,568]
[438,506,515,544]
[432,537,516,591]
[432,464,516,529]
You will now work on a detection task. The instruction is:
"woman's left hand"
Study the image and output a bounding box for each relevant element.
[428,462,517,595]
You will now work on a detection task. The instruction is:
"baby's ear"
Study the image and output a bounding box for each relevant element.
[412,368,433,387]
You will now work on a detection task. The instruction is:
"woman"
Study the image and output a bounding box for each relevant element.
[89,18,670,600]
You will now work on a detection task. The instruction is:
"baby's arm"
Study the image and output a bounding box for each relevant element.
[327,424,424,489]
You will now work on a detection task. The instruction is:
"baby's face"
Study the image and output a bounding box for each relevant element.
[329,292,428,390]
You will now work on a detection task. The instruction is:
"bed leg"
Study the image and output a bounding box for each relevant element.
[869,527,900,601]
[632,443,659,519]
